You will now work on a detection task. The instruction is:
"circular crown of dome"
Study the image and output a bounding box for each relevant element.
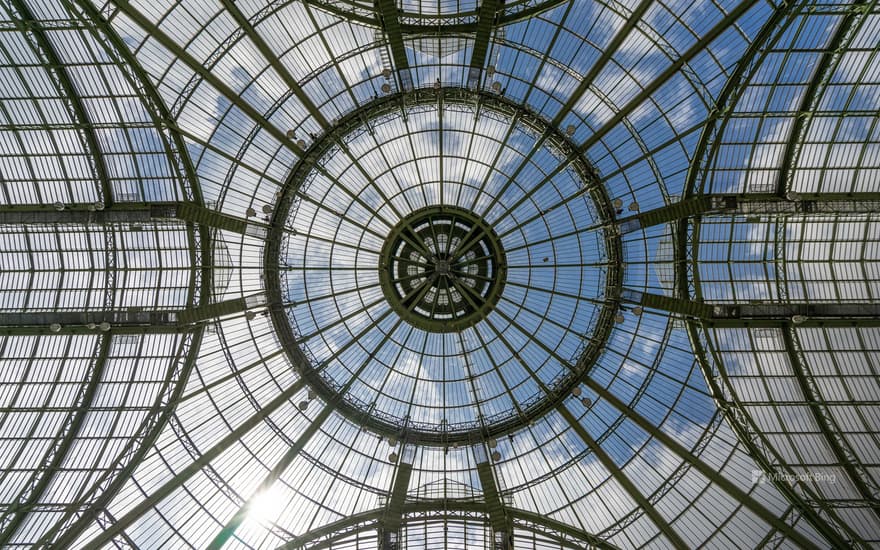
[266,88,621,443]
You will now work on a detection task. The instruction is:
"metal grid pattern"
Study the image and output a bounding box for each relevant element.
[0,0,876,548]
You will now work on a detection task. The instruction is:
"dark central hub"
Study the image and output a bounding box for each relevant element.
[379,206,507,333]
[434,258,450,275]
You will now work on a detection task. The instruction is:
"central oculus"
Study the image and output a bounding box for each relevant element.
[379,206,507,333]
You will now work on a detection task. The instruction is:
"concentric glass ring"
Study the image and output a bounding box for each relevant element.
[266,88,621,444]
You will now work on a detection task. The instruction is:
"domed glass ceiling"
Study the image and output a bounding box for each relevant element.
[269,89,616,443]
[0,0,878,548]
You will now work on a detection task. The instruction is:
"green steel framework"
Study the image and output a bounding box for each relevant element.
[377,206,509,333]
[0,0,877,547]
[264,86,624,446]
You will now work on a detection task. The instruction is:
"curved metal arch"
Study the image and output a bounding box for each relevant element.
[264,86,622,446]
[782,326,880,518]
[676,1,874,547]
[0,0,113,205]
[23,0,212,547]
[40,328,205,549]
[274,504,621,550]
[557,405,688,549]
[238,0,568,32]
[58,2,202,206]
[686,321,864,547]
[491,0,764,237]
[0,336,111,546]
[775,0,875,197]
[0,0,150,543]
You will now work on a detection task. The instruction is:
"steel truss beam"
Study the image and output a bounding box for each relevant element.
[1,0,113,205]
[0,294,266,335]
[474,448,510,548]
[568,385,825,550]
[0,337,112,545]
[78,378,309,549]
[376,0,412,91]
[0,202,269,237]
[618,193,880,233]
[205,405,334,549]
[277,504,619,550]
[216,0,329,128]
[109,0,298,151]
[466,0,500,88]
[379,445,413,549]
[621,288,880,327]
[776,0,873,197]
[557,406,688,549]
[554,0,654,127]
[203,331,385,549]
[669,2,867,546]
[245,0,567,33]
[781,327,880,520]
[687,321,869,547]
[19,3,212,548]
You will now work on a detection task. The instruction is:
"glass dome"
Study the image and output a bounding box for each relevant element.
[0,0,877,548]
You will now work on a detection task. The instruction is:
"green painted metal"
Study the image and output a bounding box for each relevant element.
[384,465,413,530]
[573,382,826,550]
[617,193,880,233]
[553,0,654,128]
[0,336,112,546]
[216,0,330,129]
[175,203,269,238]
[618,197,715,233]
[0,201,268,241]
[205,405,334,550]
[686,322,868,547]
[1,0,113,206]
[467,0,500,88]
[265,87,623,447]
[378,206,507,333]
[78,377,309,549]
[0,294,262,334]
[276,504,620,550]
[280,0,567,31]
[110,0,298,152]
[0,311,179,335]
[619,289,716,318]
[383,449,414,534]
[782,327,880,519]
[475,460,507,534]
[557,406,688,550]
[376,0,412,90]
[622,289,880,324]
[776,0,874,197]
[0,204,157,224]
[176,294,267,324]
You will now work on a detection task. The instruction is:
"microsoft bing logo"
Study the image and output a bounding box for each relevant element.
[751,470,836,485]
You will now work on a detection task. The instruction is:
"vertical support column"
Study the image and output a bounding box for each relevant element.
[380,444,414,549]
[474,445,512,550]
[467,0,500,88]
[376,0,412,91]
